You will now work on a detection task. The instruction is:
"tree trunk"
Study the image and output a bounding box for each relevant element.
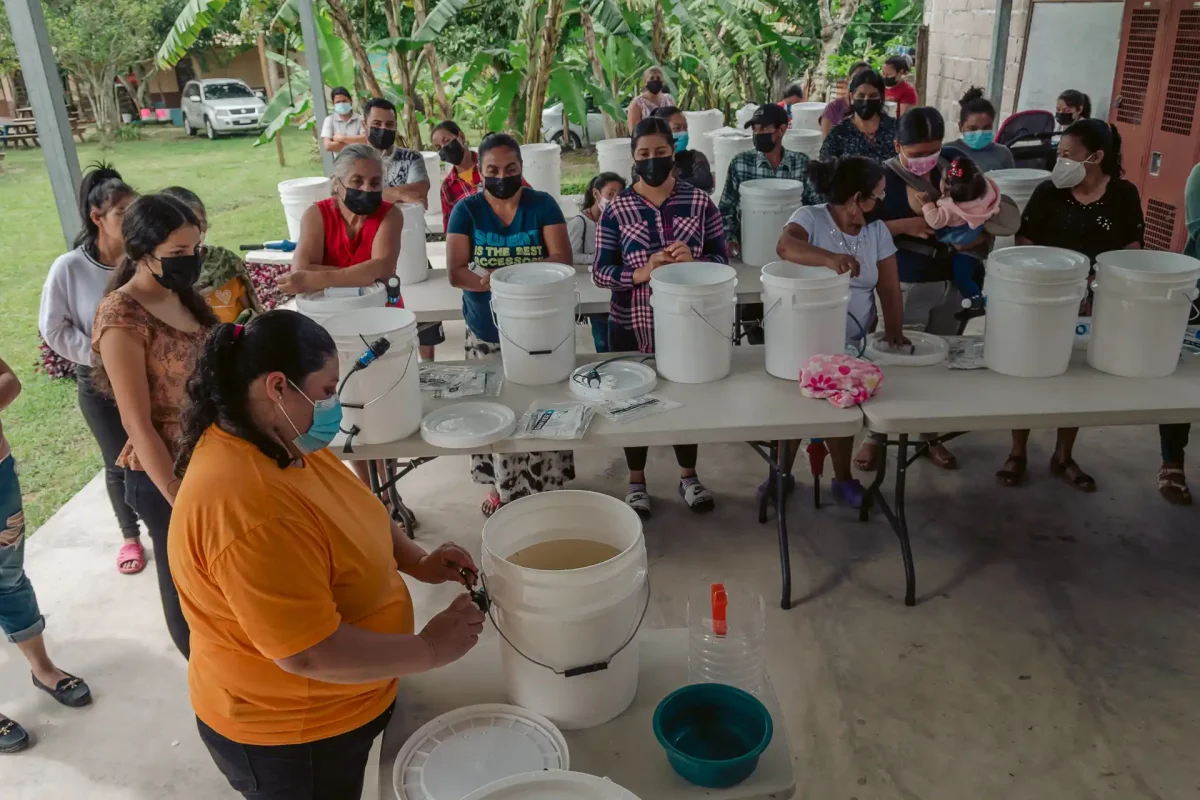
[411,0,453,120]
[381,0,404,88]
[652,2,666,64]
[580,10,620,140]
[84,69,120,142]
[808,0,863,100]
[325,0,383,97]
[258,34,286,167]
[523,0,566,144]
[396,55,423,148]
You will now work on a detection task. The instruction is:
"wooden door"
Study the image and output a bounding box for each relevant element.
[1139,0,1200,251]
[1109,0,1172,195]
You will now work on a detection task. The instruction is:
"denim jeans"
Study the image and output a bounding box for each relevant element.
[0,456,44,643]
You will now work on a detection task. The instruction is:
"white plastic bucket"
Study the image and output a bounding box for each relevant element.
[481,491,648,731]
[787,102,827,133]
[1087,250,1200,378]
[489,262,578,385]
[520,142,562,197]
[989,169,1049,250]
[782,128,822,158]
[683,109,723,161]
[740,178,807,268]
[420,151,442,210]
[735,103,760,129]
[649,262,738,383]
[277,177,331,241]
[324,307,421,445]
[295,283,387,330]
[710,130,753,200]
[760,261,851,380]
[982,246,1090,377]
[596,137,633,181]
[397,202,428,285]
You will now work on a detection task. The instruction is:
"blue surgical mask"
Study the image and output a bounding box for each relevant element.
[674,132,689,153]
[333,102,352,116]
[962,130,994,150]
[278,380,343,455]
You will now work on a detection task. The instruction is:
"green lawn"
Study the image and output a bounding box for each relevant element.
[0,126,320,531]
[1,127,601,531]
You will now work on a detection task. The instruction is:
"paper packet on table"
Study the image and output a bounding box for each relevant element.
[591,394,681,424]
[419,364,503,399]
[514,402,596,440]
[944,336,986,370]
[1183,326,1200,357]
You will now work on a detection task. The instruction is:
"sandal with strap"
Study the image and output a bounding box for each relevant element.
[480,494,504,518]
[1050,456,1096,493]
[625,490,652,520]
[117,540,146,575]
[920,443,958,470]
[996,455,1027,487]
[31,673,91,708]
[679,480,715,513]
[1158,466,1193,506]
[0,717,30,753]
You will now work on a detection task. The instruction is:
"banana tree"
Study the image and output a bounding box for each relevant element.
[255,16,354,145]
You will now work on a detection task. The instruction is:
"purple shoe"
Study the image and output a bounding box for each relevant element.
[831,479,866,509]
[756,474,796,505]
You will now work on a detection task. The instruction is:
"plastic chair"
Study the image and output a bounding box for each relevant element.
[139,108,152,121]
[155,108,169,122]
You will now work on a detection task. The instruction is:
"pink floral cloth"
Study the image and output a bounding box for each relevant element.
[799,354,884,408]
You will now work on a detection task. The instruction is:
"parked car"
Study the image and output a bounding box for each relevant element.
[182,79,267,140]
[541,98,617,148]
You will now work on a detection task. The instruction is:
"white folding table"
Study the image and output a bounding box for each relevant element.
[859,352,1200,605]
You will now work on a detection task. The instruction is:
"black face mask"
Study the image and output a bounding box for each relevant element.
[484,175,523,200]
[634,155,674,187]
[753,132,777,153]
[368,127,396,151]
[646,80,664,95]
[151,253,202,294]
[439,139,466,166]
[853,98,883,120]
[1055,111,1075,126]
[342,186,383,216]
[883,76,899,88]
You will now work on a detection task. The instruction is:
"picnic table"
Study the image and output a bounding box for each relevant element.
[1,118,38,148]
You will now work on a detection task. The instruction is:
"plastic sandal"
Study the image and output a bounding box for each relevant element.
[116,540,146,575]
[831,479,867,509]
[480,494,504,518]
[625,490,652,520]
[920,443,958,470]
[0,717,30,753]
[996,455,1027,487]
[31,673,91,708]
[1050,456,1096,493]
[679,481,715,513]
[1158,467,1193,506]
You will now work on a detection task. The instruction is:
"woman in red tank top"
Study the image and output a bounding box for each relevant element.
[278,144,403,297]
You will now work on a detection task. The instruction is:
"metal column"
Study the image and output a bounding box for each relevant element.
[986,0,1014,112]
[4,0,83,247]
[296,0,333,176]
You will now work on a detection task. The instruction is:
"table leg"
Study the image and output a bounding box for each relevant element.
[858,433,917,606]
[859,432,888,523]
[774,439,793,610]
[757,442,775,525]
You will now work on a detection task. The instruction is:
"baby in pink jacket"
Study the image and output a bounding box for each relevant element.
[917,157,1001,298]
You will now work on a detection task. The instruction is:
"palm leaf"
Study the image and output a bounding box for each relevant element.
[548,66,589,126]
[412,0,475,43]
[155,0,237,69]
[584,0,631,35]
[486,71,521,132]
[256,96,311,145]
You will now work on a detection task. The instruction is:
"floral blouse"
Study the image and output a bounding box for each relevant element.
[819,114,899,163]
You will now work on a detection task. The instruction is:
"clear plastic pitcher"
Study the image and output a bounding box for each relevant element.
[687,583,766,697]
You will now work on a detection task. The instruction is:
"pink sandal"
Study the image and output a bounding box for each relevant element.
[117,540,146,575]
[480,494,504,518]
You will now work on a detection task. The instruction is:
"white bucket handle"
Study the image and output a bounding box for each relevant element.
[338,345,417,412]
[688,304,736,343]
[491,291,581,357]
[1091,280,1200,304]
[477,568,651,678]
[759,290,853,323]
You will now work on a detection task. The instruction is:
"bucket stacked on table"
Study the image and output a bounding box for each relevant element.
[397,202,429,285]
[683,109,723,161]
[785,102,827,135]
[1088,250,1200,378]
[489,262,578,386]
[481,491,648,731]
[324,307,422,445]
[295,283,388,330]
[760,261,851,380]
[650,262,738,384]
[987,169,1049,250]
[520,143,562,198]
[739,179,807,268]
[277,177,331,242]
[710,130,753,200]
[982,246,1090,377]
[597,138,633,182]
[781,129,822,159]
[420,151,443,229]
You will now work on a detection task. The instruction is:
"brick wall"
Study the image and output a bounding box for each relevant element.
[922,0,1030,137]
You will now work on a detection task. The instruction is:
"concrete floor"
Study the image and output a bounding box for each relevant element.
[4,322,1199,800]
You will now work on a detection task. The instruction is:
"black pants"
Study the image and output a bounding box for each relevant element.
[1161,423,1191,463]
[737,302,765,345]
[76,365,140,540]
[197,704,394,800]
[124,469,189,659]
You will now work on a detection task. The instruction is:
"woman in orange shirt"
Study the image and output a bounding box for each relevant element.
[169,310,484,799]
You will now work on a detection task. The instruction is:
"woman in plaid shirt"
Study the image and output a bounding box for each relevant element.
[592,117,728,517]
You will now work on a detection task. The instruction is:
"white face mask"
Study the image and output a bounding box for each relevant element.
[597,197,611,211]
[1051,155,1093,189]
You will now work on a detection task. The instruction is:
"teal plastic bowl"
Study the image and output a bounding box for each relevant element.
[652,683,773,788]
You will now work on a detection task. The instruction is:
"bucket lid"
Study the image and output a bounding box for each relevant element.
[864,331,949,366]
[277,176,330,192]
[393,704,569,800]
[789,102,827,113]
[461,771,642,800]
[244,249,295,266]
[568,358,658,401]
[988,168,1050,186]
[740,178,806,200]
[761,260,849,289]
[490,262,575,293]
[1096,249,1200,281]
[324,306,417,341]
[650,261,737,289]
[520,142,560,156]
[783,129,821,141]
[295,282,386,310]
[986,246,1090,283]
[420,402,516,449]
